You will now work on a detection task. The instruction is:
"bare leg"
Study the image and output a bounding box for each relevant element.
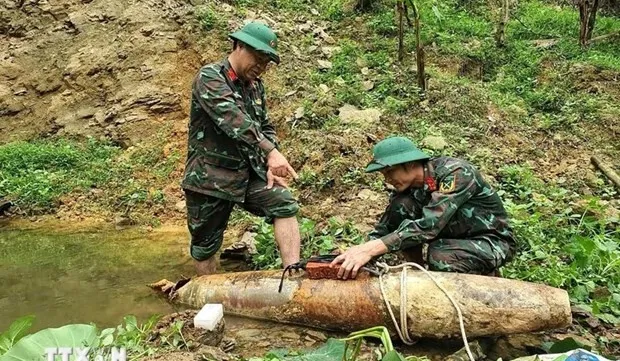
[194,257,218,276]
[274,216,301,267]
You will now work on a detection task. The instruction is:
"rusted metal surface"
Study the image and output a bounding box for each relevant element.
[158,269,572,338]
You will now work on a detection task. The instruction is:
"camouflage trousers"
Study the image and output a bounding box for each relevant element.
[382,194,513,275]
[185,175,299,262]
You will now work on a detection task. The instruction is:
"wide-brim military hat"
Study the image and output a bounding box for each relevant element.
[365,136,430,173]
[229,21,280,64]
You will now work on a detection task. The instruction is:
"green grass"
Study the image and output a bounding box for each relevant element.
[0,138,180,215]
[498,165,620,324]
[0,139,122,212]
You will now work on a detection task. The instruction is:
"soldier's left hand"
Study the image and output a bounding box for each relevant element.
[266,168,289,189]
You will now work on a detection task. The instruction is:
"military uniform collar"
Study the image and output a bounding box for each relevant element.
[223,58,259,86]
[423,160,437,192]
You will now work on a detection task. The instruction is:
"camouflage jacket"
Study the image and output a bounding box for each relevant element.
[181,60,278,202]
[370,157,516,255]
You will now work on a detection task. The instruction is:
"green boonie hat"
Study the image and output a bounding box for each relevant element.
[229,21,280,65]
[365,136,430,173]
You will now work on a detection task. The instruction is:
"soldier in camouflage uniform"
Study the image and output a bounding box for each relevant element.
[182,22,301,275]
[331,136,516,279]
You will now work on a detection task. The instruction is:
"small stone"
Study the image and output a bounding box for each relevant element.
[76,108,96,119]
[281,331,299,340]
[297,23,312,33]
[175,200,186,212]
[319,84,329,93]
[291,45,301,57]
[357,189,379,201]
[362,80,374,91]
[356,57,368,68]
[338,104,382,125]
[222,3,233,12]
[115,216,133,230]
[310,8,319,15]
[285,90,297,97]
[294,107,305,119]
[421,135,448,151]
[307,45,318,53]
[305,330,327,341]
[317,60,332,70]
[236,329,262,338]
[13,88,27,96]
[361,67,370,75]
[62,89,72,96]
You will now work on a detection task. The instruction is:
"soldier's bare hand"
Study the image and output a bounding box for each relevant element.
[266,169,289,189]
[330,240,388,280]
[267,149,298,179]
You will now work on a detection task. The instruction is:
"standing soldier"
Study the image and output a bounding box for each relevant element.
[182,22,301,275]
[331,136,516,278]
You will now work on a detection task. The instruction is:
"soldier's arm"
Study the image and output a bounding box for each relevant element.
[193,66,275,156]
[258,82,279,149]
[380,167,479,252]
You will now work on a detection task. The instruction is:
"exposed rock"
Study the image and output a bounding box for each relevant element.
[317,59,332,70]
[319,84,329,93]
[421,135,448,151]
[357,189,380,201]
[175,200,186,212]
[34,78,63,94]
[361,67,370,75]
[114,215,133,230]
[294,107,305,119]
[362,80,374,91]
[338,104,382,126]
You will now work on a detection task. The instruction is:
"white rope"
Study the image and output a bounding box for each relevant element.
[376,262,475,361]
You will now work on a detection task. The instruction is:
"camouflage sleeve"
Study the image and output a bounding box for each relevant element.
[380,167,479,252]
[258,83,279,149]
[368,213,390,240]
[193,66,276,156]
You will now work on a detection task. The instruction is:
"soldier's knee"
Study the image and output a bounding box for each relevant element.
[264,191,299,222]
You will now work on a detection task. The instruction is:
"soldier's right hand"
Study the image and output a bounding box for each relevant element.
[267,149,298,179]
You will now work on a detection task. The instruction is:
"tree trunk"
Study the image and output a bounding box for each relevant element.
[495,0,510,47]
[586,0,600,41]
[398,1,405,62]
[578,0,601,47]
[414,15,426,93]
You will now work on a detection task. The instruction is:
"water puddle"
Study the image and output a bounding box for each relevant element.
[0,221,193,331]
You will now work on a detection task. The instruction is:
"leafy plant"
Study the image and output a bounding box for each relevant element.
[251,217,367,269]
[0,315,35,356]
[0,324,97,361]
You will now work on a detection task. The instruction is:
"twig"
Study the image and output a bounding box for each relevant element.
[591,155,620,189]
[588,31,620,44]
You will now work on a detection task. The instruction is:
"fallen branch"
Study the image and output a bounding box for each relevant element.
[591,155,620,189]
[588,31,620,44]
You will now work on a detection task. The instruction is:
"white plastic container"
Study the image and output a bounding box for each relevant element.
[193,303,224,331]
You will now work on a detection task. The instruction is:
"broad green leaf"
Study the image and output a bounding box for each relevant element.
[281,339,345,361]
[597,313,620,325]
[0,324,97,361]
[548,337,591,353]
[383,350,407,361]
[0,315,35,354]
[123,315,138,332]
